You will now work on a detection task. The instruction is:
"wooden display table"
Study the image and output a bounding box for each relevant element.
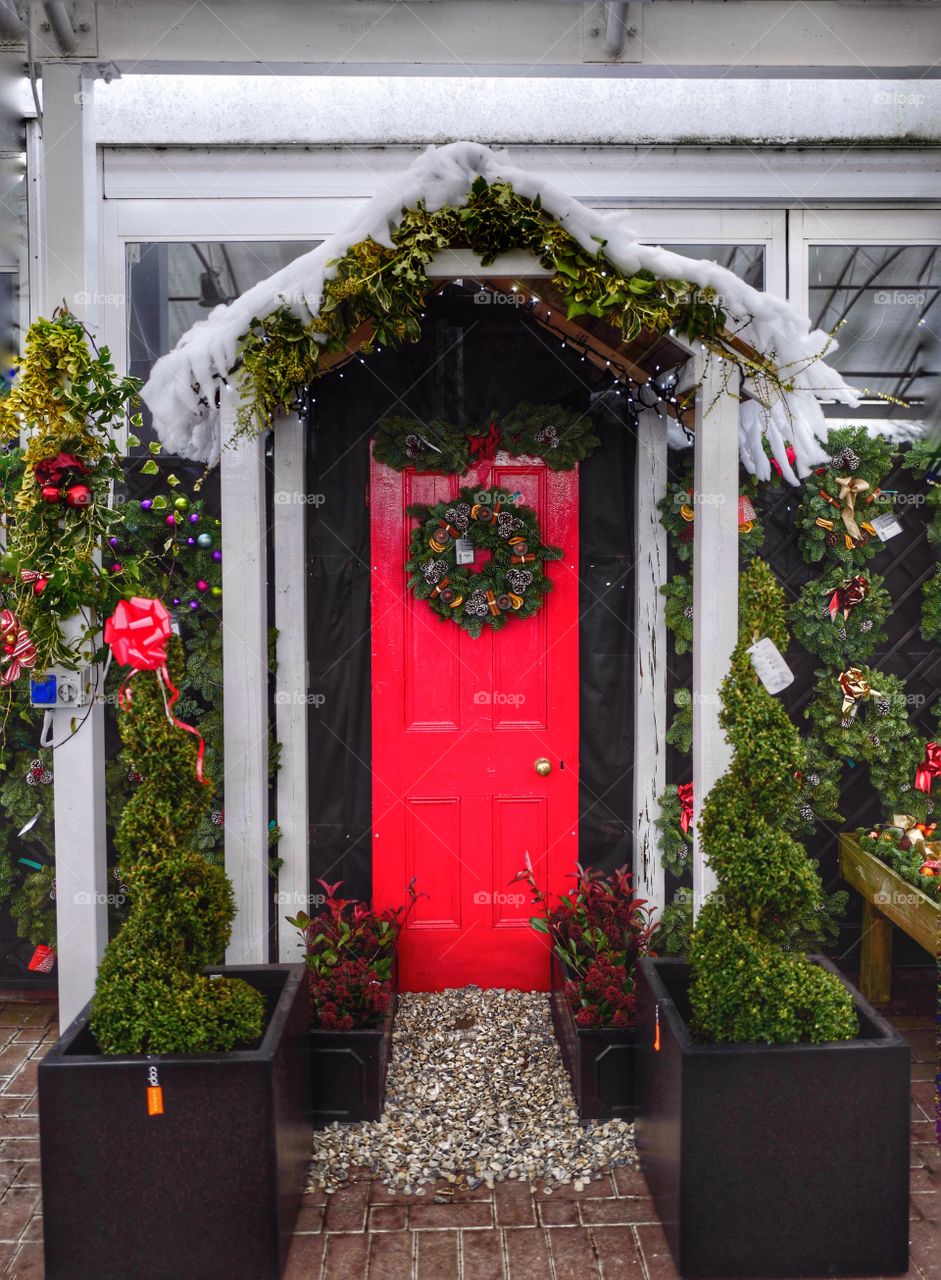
[839,833,939,1007]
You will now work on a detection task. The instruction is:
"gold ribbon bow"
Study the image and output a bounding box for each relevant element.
[838,667,882,717]
[834,476,870,542]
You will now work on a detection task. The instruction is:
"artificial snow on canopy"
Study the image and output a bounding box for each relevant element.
[141,141,860,480]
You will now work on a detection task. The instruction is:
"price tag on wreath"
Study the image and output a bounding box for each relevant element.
[869,512,903,542]
[454,537,475,566]
[747,637,794,694]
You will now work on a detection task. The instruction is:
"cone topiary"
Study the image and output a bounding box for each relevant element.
[689,560,858,1044]
[91,635,265,1054]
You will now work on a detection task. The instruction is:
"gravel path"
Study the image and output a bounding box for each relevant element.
[308,987,637,1195]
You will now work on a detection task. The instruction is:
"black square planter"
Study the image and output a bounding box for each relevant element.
[310,971,397,1127]
[39,964,311,1280]
[635,957,910,1279]
[549,954,637,1121]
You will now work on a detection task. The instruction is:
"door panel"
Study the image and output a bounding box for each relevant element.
[371,451,579,991]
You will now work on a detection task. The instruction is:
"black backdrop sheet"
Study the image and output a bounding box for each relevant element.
[304,293,637,902]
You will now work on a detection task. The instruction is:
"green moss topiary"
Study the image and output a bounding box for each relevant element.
[90,635,265,1055]
[689,559,858,1045]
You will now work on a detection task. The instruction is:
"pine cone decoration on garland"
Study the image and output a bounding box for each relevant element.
[860,619,874,633]
[683,605,694,621]
[806,773,820,787]
[869,734,881,748]
[799,804,814,822]
[825,532,841,548]
[832,447,860,471]
[836,627,847,641]
[840,716,854,729]
[876,700,891,716]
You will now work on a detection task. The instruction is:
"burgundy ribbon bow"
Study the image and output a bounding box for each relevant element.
[677,782,694,834]
[468,421,500,462]
[828,574,869,622]
[915,742,940,795]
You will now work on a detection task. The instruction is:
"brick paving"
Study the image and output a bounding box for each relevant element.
[0,996,934,1279]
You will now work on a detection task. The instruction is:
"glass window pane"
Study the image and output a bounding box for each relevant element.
[127,239,319,445]
[808,244,938,418]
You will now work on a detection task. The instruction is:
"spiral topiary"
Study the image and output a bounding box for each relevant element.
[689,559,858,1044]
[91,635,265,1054]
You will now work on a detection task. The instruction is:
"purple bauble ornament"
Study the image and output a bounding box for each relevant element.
[188,600,200,611]
[140,499,153,511]
[189,513,199,525]
[172,597,181,607]
[212,550,222,562]
[187,537,196,546]
[107,536,119,548]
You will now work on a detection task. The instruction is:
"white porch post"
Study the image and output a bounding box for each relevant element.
[42,65,108,1027]
[272,411,310,960]
[632,407,668,912]
[691,355,741,920]
[220,388,270,963]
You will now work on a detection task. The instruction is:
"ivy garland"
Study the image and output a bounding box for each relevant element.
[0,313,145,681]
[374,402,600,474]
[795,427,898,567]
[657,478,764,564]
[803,665,929,817]
[406,487,562,638]
[790,571,892,666]
[857,826,941,904]
[921,565,941,643]
[233,178,790,437]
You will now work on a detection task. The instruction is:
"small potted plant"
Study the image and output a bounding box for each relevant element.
[288,878,419,1126]
[636,561,910,1279]
[39,613,311,1280]
[514,859,658,1119]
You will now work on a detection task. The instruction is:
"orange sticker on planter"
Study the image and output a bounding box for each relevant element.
[147,1086,164,1116]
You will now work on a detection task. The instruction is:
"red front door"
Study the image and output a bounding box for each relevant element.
[370,450,579,991]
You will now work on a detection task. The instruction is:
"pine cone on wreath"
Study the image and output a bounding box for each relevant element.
[799,804,814,822]
[860,619,874,633]
[832,447,860,471]
[683,605,694,621]
[876,700,890,716]
[806,773,820,787]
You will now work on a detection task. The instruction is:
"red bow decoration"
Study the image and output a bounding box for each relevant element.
[914,742,940,794]
[105,597,209,785]
[827,574,869,622]
[33,452,89,487]
[0,609,37,687]
[737,495,756,529]
[677,782,694,834]
[468,421,500,462]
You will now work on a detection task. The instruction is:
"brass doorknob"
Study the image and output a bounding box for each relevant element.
[534,757,552,777]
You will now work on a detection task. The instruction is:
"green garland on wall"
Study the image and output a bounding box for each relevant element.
[373,402,600,474]
[921,565,941,643]
[662,573,694,655]
[666,688,692,756]
[654,785,693,877]
[903,437,941,546]
[234,179,792,436]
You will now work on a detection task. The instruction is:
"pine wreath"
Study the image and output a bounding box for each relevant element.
[921,565,941,643]
[902,437,941,547]
[655,784,693,876]
[374,402,600,474]
[662,573,694,655]
[657,478,764,563]
[790,571,891,665]
[666,688,693,756]
[804,665,929,816]
[406,486,563,638]
[795,427,897,566]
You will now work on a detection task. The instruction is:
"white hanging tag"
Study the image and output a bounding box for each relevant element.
[747,637,794,694]
[455,538,475,565]
[869,512,902,542]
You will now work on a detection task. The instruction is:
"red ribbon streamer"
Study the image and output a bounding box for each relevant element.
[915,741,940,794]
[677,782,694,834]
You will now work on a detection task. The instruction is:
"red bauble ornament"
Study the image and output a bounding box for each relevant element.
[41,485,61,503]
[65,484,92,508]
[33,578,48,595]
